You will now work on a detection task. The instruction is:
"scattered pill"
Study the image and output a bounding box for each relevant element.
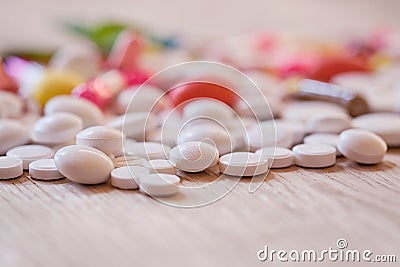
[255,147,294,168]
[144,159,177,174]
[6,145,53,170]
[306,113,352,134]
[107,112,158,140]
[282,101,347,123]
[292,143,336,168]
[125,142,171,160]
[111,166,150,190]
[76,126,124,155]
[0,156,23,179]
[303,133,342,156]
[139,173,180,197]
[338,129,387,164]
[54,145,114,184]
[219,152,269,176]
[0,120,30,155]
[182,98,234,121]
[0,91,24,118]
[246,120,293,151]
[29,159,64,180]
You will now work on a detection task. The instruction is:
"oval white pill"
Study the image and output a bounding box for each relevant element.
[44,95,104,127]
[219,152,269,176]
[29,159,64,180]
[352,112,400,147]
[54,145,114,184]
[0,156,23,179]
[292,143,336,168]
[0,120,30,155]
[76,126,124,155]
[111,166,150,190]
[125,142,171,160]
[107,112,157,140]
[306,114,352,134]
[6,145,53,170]
[139,173,180,197]
[144,159,176,174]
[183,98,234,121]
[32,112,83,145]
[303,133,341,156]
[169,141,219,172]
[338,129,387,164]
[255,147,293,169]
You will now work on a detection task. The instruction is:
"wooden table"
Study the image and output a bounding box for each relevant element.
[1,149,399,267]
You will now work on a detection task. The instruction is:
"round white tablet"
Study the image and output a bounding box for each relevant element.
[306,114,352,134]
[6,145,53,170]
[54,145,114,184]
[0,120,30,155]
[183,98,234,121]
[246,120,293,151]
[139,173,180,197]
[125,142,171,160]
[168,141,219,172]
[292,144,336,168]
[0,156,23,179]
[303,133,342,156]
[76,126,124,155]
[32,112,83,145]
[144,159,177,174]
[352,113,400,147]
[255,147,294,169]
[219,152,269,176]
[107,112,158,140]
[111,166,150,190]
[29,159,64,180]
[338,129,387,164]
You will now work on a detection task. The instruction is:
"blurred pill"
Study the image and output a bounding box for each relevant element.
[6,145,53,170]
[0,120,30,155]
[76,126,124,155]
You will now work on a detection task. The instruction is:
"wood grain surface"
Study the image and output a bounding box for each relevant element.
[1,149,399,267]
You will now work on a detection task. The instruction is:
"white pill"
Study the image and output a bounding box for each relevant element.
[0,91,24,118]
[107,112,158,140]
[45,95,104,127]
[338,129,387,164]
[292,143,336,168]
[352,113,400,147]
[76,126,124,155]
[234,96,280,121]
[183,98,234,121]
[274,119,306,145]
[0,120,30,155]
[111,166,150,190]
[219,152,269,176]
[139,173,180,197]
[306,113,352,134]
[246,120,293,151]
[29,159,64,180]
[54,145,114,184]
[6,145,53,170]
[125,142,171,160]
[282,101,347,123]
[304,133,341,156]
[144,159,177,174]
[169,141,219,172]
[0,156,23,179]
[32,112,83,145]
[112,155,147,168]
[255,147,293,169]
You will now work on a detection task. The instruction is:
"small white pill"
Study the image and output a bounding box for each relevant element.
[338,129,387,164]
[0,120,30,155]
[45,95,104,127]
[29,159,64,180]
[76,126,124,155]
[6,145,53,170]
[125,142,171,160]
[246,120,293,151]
[274,119,306,145]
[0,91,24,118]
[139,173,180,197]
[111,166,150,190]
[282,101,347,123]
[0,156,23,179]
[304,133,341,156]
[352,113,400,147]
[234,96,280,121]
[54,145,114,184]
[255,147,294,169]
[112,156,147,168]
[292,143,336,168]
[169,141,219,172]
[219,152,269,176]
[183,98,234,121]
[107,112,158,140]
[32,112,83,145]
[306,113,352,134]
[144,159,177,174]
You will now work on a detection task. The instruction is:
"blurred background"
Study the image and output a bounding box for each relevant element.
[1,0,400,51]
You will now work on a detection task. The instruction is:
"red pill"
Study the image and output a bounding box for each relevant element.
[0,58,18,93]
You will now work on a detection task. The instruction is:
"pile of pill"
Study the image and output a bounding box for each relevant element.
[1,26,400,199]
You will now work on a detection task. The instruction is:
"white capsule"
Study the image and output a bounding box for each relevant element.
[0,156,23,179]
[29,159,64,180]
[219,152,269,176]
[107,112,158,140]
[111,166,150,190]
[169,141,219,172]
[32,112,83,145]
[255,147,294,169]
[125,142,171,160]
[139,173,180,197]
[338,129,387,164]
[76,126,124,155]
[292,144,336,168]
[44,95,104,127]
[0,120,30,155]
[246,120,293,151]
[6,145,53,170]
[54,145,114,184]
[306,113,352,134]
[143,159,177,174]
